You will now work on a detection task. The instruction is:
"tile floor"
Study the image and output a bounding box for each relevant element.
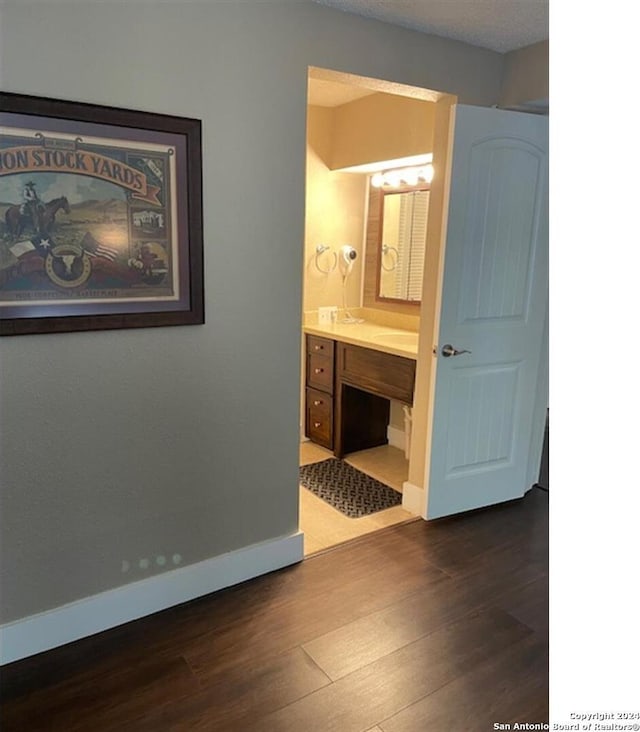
[299,441,417,555]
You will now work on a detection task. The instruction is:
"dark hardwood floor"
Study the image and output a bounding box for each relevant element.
[0,488,548,731]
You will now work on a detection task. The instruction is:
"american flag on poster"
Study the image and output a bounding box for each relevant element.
[80,232,119,262]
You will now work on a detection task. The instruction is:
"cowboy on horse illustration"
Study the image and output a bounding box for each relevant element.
[21,181,42,231]
[5,183,70,241]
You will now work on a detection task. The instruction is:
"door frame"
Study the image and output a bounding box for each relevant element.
[402,96,457,516]
[302,67,457,525]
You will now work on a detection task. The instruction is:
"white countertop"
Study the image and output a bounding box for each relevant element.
[304,321,419,360]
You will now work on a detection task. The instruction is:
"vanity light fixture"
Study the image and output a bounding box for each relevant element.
[371,164,434,189]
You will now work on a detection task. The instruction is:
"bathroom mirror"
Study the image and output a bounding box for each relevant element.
[377,188,430,303]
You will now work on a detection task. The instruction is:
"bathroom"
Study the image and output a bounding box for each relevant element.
[299,68,438,554]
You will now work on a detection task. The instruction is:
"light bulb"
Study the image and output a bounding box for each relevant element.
[371,172,384,188]
[403,168,419,186]
[420,164,434,183]
[386,171,402,187]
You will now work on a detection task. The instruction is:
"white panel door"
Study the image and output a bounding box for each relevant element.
[426,105,548,519]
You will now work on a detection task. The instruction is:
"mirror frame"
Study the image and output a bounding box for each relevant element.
[375,183,431,306]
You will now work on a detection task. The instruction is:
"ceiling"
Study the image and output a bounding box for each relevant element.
[307,67,445,108]
[311,0,549,53]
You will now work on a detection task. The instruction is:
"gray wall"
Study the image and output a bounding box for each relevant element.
[500,39,549,109]
[0,0,504,623]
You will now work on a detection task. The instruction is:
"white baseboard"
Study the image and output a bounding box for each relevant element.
[0,531,303,665]
[402,481,425,517]
[387,425,406,451]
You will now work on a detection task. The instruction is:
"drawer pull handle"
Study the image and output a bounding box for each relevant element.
[313,421,322,428]
[314,368,324,374]
[313,399,322,406]
[314,345,324,351]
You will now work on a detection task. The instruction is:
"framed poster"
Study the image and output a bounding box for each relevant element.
[0,92,203,335]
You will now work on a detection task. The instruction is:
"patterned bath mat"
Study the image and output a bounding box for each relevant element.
[299,458,401,518]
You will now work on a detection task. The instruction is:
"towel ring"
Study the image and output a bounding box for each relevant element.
[381,244,399,272]
[315,244,337,274]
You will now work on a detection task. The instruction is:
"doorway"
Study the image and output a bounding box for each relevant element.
[299,68,451,555]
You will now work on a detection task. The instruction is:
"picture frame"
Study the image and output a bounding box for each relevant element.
[0,92,203,335]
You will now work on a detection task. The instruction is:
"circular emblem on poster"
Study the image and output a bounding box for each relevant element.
[45,245,91,289]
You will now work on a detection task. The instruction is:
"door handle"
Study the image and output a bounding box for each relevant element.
[441,344,472,358]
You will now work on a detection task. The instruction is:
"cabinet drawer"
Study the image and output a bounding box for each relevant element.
[306,387,332,416]
[306,388,333,448]
[307,352,334,393]
[307,335,335,359]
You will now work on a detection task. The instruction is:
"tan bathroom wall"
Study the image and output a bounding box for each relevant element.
[330,94,436,171]
[304,105,367,315]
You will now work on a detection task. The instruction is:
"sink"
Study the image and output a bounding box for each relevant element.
[371,331,419,347]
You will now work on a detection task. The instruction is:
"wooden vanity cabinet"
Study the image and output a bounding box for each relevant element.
[305,333,417,458]
[305,335,335,449]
